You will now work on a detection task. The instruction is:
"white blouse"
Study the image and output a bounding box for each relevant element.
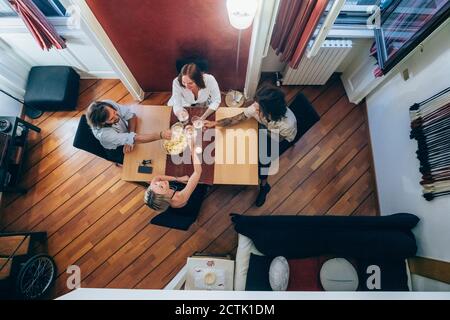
[168,73,221,115]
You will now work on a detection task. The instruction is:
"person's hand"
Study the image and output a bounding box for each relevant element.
[203,120,217,129]
[160,129,172,140]
[123,144,134,153]
[176,175,189,183]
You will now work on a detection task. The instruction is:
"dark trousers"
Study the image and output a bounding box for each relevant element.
[258,126,278,181]
[258,126,293,180]
[106,147,125,164]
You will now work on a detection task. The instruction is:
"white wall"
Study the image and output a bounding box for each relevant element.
[366,20,450,262]
[0,38,30,99]
[0,94,22,116]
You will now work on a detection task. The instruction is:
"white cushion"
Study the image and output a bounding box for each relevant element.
[234,234,264,291]
[320,258,359,291]
[269,256,290,291]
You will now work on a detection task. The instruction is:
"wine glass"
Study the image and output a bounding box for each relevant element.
[192,115,204,130]
[184,125,195,139]
[176,108,189,126]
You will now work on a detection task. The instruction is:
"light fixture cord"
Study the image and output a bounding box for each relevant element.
[234,29,242,101]
[236,29,242,75]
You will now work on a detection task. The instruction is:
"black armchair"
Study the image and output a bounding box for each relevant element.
[280,92,320,155]
[73,115,122,164]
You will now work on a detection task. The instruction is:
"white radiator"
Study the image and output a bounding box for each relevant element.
[282,40,353,85]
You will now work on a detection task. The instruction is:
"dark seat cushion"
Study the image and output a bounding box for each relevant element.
[279,92,320,155]
[150,183,208,231]
[24,66,80,111]
[73,115,109,160]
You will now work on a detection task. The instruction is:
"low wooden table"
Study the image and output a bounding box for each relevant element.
[122,105,259,185]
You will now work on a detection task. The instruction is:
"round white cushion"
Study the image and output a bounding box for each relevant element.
[320,258,359,291]
[269,256,290,291]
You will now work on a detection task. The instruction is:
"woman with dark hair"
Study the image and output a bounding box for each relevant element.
[144,135,202,211]
[168,63,221,120]
[204,85,297,207]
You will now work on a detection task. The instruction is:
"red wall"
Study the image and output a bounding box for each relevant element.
[86,0,252,92]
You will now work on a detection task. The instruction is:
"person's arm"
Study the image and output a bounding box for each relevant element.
[204,103,256,128]
[201,75,221,120]
[134,130,171,144]
[152,175,190,183]
[204,112,247,128]
[115,102,137,152]
[171,79,184,116]
[99,128,135,151]
[201,107,215,120]
[177,140,202,203]
[127,114,137,134]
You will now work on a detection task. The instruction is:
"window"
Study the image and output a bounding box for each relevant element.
[0,0,66,17]
[318,0,381,31]
[308,0,380,57]
[374,0,450,73]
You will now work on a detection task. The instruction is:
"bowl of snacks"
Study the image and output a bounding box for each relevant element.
[162,122,188,155]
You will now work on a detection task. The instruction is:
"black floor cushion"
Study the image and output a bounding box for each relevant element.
[24,66,80,111]
[150,183,208,231]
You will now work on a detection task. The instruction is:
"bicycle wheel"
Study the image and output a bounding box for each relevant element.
[16,254,57,299]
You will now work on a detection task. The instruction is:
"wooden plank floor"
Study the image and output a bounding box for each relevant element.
[0,76,379,297]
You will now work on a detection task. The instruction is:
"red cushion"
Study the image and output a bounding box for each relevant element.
[287,257,325,291]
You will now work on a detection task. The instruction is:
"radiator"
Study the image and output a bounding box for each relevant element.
[282,40,353,85]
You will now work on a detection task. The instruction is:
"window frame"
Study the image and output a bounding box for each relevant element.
[0,0,72,33]
[374,0,450,73]
[308,1,381,57]
[0,0,67,16]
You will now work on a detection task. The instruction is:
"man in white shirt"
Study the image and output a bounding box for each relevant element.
[168,63,221,120]
[204,86,298,207]
[86,100,171,164]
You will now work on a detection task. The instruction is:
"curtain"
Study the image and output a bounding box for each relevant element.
[8,0,66,50]
[270,0,329,69]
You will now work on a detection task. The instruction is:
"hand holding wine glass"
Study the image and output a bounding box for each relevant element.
[192,115,204,130]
